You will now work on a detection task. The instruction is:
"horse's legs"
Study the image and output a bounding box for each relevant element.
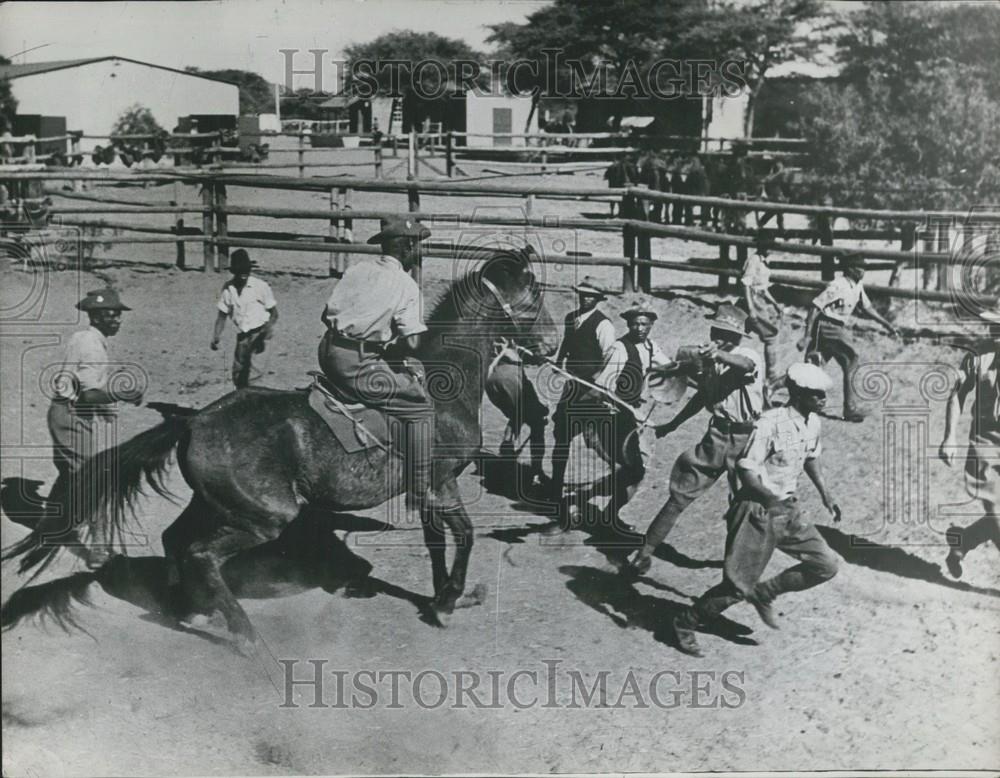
[178,525,263,653]
[162,496,215,587]
[427,477,474,617]
[420,509,449,598]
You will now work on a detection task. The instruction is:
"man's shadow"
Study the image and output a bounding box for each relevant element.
[560,565,757,651]
[817,525,1000,599]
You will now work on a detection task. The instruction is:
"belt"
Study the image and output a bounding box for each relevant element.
[236,325,265,340]
[711,416,755,435]
[328,331,386,355]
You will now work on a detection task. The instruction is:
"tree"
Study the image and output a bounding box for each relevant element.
[185,67,275,115]
[676,0,824,136]
[0,55,17,132]
[797,2,1000,211]
[111,104,165,138]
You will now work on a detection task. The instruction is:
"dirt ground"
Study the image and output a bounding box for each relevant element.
[2,170,999,776]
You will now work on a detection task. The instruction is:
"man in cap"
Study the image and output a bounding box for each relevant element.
[48,288,143,568]
[592,300,673,532]
[938,312,1000,578]
[546,277,618,530]
[740,237,784,401]
[622,303,764,576]
[318,216,436,517]
[800,251,897,422]
[673,362,842,656]
[210,249,279,389]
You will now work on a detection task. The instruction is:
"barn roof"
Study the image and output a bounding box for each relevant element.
[0,57,238,86]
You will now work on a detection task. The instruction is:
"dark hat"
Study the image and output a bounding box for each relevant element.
[753,233,772,256]
[839,251,867,268]
[572,276,608,300]
[230,249,253,273]
[367,216,431,245]
[77,288,131,312]
[620,299,658,322]
[706,302,747,336]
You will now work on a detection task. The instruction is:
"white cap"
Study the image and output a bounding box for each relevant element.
[787,362,833,391]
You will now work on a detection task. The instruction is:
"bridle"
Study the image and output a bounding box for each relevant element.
[480,274,538,338]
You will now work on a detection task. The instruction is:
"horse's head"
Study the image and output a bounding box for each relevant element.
[475,246,559,359]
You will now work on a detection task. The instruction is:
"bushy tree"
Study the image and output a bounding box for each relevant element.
[0,55,18,132]
[111,104,165,138]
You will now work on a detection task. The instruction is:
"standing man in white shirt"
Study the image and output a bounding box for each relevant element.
[593,300,672,533]
[799,252,897,422]
[547,278,618,527]
[673,362,842,657]
[210,249,279,389]
[48,287,143,568]
[622,303,764,576]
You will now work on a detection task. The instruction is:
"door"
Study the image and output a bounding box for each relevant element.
[492,107,512,146]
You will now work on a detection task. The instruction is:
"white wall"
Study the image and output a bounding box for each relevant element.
[704,93,748,145]
[465,93,538,147]
[11,58,239,150]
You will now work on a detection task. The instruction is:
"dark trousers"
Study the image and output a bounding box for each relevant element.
[550,382,610,499]
[318,332,435,499]
[807,317,861,415]
[681,496,839,627]
[232,326,268,389]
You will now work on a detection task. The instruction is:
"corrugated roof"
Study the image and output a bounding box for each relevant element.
[0,57,238,86]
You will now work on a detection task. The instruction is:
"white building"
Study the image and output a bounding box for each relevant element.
[464,92,538,148]
[1,56,239,150]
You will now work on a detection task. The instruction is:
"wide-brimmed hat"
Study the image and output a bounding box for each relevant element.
[706,302,747,336]
[572,277,608,300]
[787,362,833,392]
[77,288,131,312]
[367,216,431,245]
[620,299,658,322]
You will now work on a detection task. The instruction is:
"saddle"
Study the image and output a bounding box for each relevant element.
[305,372,391,455]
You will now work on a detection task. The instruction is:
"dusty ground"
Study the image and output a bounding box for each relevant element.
[2,167,999,776]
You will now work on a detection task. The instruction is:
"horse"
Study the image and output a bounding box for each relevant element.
[1,248,559,654]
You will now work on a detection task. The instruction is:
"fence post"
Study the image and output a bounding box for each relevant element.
[621,193,636,293]
[817,214,835,280]
[172,181,185,269]
[328,187,341,278]
[407,181,422,286]
[341,187,352,277]
[392,135,399,157]
[215,183,228,271]
[212,131,222,167]
[374,144,383,179]
[201,183,216,271]
[734,243,747,293]
[636,193,652,293]
[540,149,548,176]
[70,134,83,191]
[718,243,731,292]
[25,139,36,165]
[298,130,306,177]
[524,194,534,219]
[408,131,416,178]
[445,131,454,178]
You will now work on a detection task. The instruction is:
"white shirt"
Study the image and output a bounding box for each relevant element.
[54,326,110,401]
[575,307,617,362]
[741,253,771,291]
[217,276,277,333]
[702,345,765,423]
[596,337,672,401]
[325,255,426,343]
[812,275,872,325]
[737,405,822,499]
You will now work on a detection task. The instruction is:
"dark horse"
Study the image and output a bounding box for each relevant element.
[2,249,558,653]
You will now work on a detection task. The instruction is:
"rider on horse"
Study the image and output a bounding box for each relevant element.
[318,216,436,517]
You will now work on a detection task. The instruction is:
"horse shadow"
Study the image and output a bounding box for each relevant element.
[0,507,441,645]
[816,526,1000,599]
[559,565,757,651]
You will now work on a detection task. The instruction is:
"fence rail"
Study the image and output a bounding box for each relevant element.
[3,166,998,308]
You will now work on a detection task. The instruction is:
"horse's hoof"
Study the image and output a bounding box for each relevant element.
[454,583,487,610]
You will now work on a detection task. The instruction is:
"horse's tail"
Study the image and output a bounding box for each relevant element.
[1,414,190,580]
[0,571,99,635]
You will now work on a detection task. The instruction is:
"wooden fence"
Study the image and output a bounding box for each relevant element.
[2,167,998,309]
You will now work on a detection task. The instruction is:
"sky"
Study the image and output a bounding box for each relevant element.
[0,0,549,86]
